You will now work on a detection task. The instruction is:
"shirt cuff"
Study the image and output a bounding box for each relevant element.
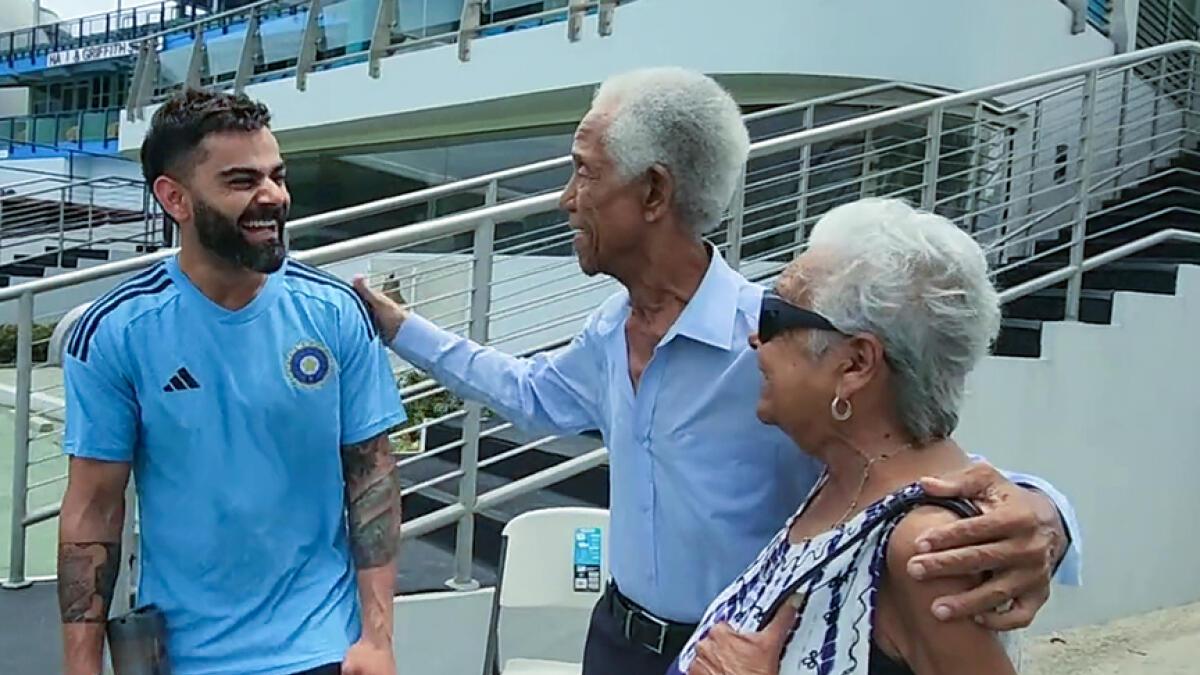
[389,312,457,369]
[1013,475,1083,587]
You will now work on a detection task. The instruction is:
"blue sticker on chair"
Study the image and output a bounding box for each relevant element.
[574,527,602,593]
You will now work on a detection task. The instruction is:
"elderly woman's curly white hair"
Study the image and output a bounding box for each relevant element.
[797,198,1002,443]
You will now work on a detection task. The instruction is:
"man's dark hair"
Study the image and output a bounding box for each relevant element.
[139,88,272,185]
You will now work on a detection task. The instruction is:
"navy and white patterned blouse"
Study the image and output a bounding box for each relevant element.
[669,480,987,675]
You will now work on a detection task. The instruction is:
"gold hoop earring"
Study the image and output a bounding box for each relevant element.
[831,396,853,422]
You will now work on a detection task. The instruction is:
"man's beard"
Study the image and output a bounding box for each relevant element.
[192,197,288,274]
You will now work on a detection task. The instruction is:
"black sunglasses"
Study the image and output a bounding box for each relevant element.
[758,291,842,343]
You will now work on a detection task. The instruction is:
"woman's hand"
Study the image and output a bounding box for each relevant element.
[912,461,1068,630]
[690,599,799,675]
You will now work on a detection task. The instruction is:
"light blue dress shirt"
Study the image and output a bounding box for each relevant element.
[389,249,1082,623]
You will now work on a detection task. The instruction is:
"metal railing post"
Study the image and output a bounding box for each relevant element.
[1067,71,1099,321]
[859,129,876,199]
[1026,101,1042,221]
[598,0,617,36]
[3,292,35,589]
[367,0,396,78]
[568,0,587,42]
[1152,55,1168,154]
[1067,0,1086,34]
[1115,67,1130,192]
[295,0,324,93]
[725,171,747,270]
[792,106,814,248]
[922,108,945,209]
[447,179,498,591]
[1187,51,1199,137]
[58,188,66,267]
[964,103,985,231]
[458,0,482,62]
[234,11,261,95]
[184,27,207,89]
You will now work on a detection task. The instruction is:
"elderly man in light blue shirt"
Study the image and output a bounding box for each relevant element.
[354,67,1080,675]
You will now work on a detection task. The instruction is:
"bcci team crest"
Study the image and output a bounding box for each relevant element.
[286,341,334,389]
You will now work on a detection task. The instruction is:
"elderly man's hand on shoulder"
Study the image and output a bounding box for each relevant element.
[353,274,410,343]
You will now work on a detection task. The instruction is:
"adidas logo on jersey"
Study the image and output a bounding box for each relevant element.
[163,367,201,393]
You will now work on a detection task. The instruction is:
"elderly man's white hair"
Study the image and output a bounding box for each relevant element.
[592,67,750,235]
[801,198,1002,443]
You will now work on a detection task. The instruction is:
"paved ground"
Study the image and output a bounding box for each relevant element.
[1024,601,1200,674]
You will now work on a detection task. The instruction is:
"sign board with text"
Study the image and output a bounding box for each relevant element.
[47,41,140,68]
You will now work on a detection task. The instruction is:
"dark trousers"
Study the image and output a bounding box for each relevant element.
[580,599,682,675]
[292,663,340,675]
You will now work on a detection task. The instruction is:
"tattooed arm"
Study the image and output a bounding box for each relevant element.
[341,431,401,671]
[58,457,130,675]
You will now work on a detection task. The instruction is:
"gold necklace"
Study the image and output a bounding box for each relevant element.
[823,442,914,530]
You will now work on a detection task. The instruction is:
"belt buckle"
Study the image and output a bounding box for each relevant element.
[623,607,669,655]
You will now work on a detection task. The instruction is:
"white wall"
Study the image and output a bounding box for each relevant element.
[956,264,1200,633]
[119,0,1118,155]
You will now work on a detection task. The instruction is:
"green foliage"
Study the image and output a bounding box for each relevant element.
[394,369,463,453]
[0,323,56,365]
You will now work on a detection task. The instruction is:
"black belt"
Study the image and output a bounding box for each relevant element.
[604,584,698,656]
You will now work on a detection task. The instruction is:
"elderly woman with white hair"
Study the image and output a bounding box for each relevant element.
[672,198,1019,675]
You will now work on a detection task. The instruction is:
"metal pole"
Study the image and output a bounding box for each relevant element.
[3,292,35,589]
[447,179,497,591]
[792,106,814,248]
[964,103,985,232]
[1152,55,1167,155]
[1066,71,1099,321]
[58,188,66,267]
[725,171,746,270]
[859,128,875,200]
[1188,51,1198,138]
[1026,101,1042,221]
[1115,68,1130,193]
[922,108,945,209]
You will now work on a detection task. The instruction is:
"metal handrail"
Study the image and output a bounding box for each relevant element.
[750,41,1200,159]
[0,175,143,201]
[0,79,961,287]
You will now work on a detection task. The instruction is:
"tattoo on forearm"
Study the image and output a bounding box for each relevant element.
[58,542,120,623]
[342,434,401,569]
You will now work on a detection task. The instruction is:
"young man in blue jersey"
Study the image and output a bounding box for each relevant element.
[56,89,406,675]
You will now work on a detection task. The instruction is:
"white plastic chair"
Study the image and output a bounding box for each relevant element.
[483,507,610,675]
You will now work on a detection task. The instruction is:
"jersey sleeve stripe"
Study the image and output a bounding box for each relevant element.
[70,275,173,363]
[66,264,167,357]
[284,266,377,339]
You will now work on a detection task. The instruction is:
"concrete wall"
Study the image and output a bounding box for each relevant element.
[119,0,1118,155]
[957,264,1200,633]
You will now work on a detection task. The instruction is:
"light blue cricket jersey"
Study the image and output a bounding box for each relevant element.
[62,255,407,675]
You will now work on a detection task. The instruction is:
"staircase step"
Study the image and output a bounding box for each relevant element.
[0,262,47,278]
[994,318,1042,358]
[1005,288,1113,324]
[998,261,1179,294]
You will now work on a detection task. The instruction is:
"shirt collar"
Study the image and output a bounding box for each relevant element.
[660,244,742,351]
